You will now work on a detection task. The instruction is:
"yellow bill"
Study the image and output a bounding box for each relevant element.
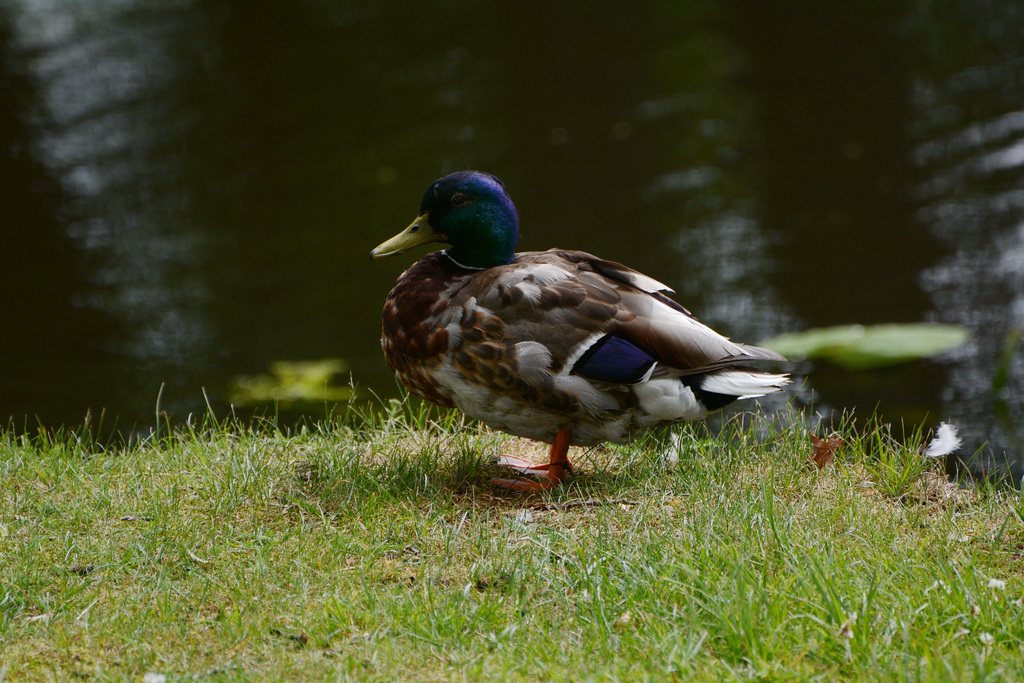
[370,214,444,259]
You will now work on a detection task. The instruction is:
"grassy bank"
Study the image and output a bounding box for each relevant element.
[2,402,1023,681]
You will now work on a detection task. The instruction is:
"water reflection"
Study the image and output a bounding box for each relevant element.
[911,2,1024,470]
[0,0,1020,475]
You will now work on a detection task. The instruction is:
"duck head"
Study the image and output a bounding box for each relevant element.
[371,171,520,269]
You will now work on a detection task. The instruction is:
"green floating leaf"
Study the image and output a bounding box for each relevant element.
[230,358,351,406]
[761,323,969,369]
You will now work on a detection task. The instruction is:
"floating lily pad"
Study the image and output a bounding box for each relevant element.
[761,323,969,369]
[230,359,351,406]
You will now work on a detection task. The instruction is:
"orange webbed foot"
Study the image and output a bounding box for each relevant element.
[491,427,572,492]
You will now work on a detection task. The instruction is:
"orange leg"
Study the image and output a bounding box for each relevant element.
[493,427,572,492]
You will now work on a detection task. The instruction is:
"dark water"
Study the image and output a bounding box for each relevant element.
[2,1,1022,474]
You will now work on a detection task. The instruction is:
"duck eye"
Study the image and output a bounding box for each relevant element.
[451,192,468,207]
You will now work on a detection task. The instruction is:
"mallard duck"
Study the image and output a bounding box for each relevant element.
[371,171,789,491]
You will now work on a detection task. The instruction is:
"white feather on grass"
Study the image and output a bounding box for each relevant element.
[924,423,961,458]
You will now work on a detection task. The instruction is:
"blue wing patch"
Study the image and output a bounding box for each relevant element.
[571,333,657,384]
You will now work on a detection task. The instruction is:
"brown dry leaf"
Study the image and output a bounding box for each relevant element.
[808,434,844,470]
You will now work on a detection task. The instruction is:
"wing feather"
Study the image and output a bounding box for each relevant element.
[455,249,784,393]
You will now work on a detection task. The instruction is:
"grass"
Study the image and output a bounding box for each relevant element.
[2,399,1024,681]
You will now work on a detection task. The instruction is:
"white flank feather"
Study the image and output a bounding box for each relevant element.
[634,379,707,421]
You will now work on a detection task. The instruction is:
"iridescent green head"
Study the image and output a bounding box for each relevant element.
[371,171,520,269]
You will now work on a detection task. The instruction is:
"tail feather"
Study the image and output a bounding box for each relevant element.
[700,369,790,399]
